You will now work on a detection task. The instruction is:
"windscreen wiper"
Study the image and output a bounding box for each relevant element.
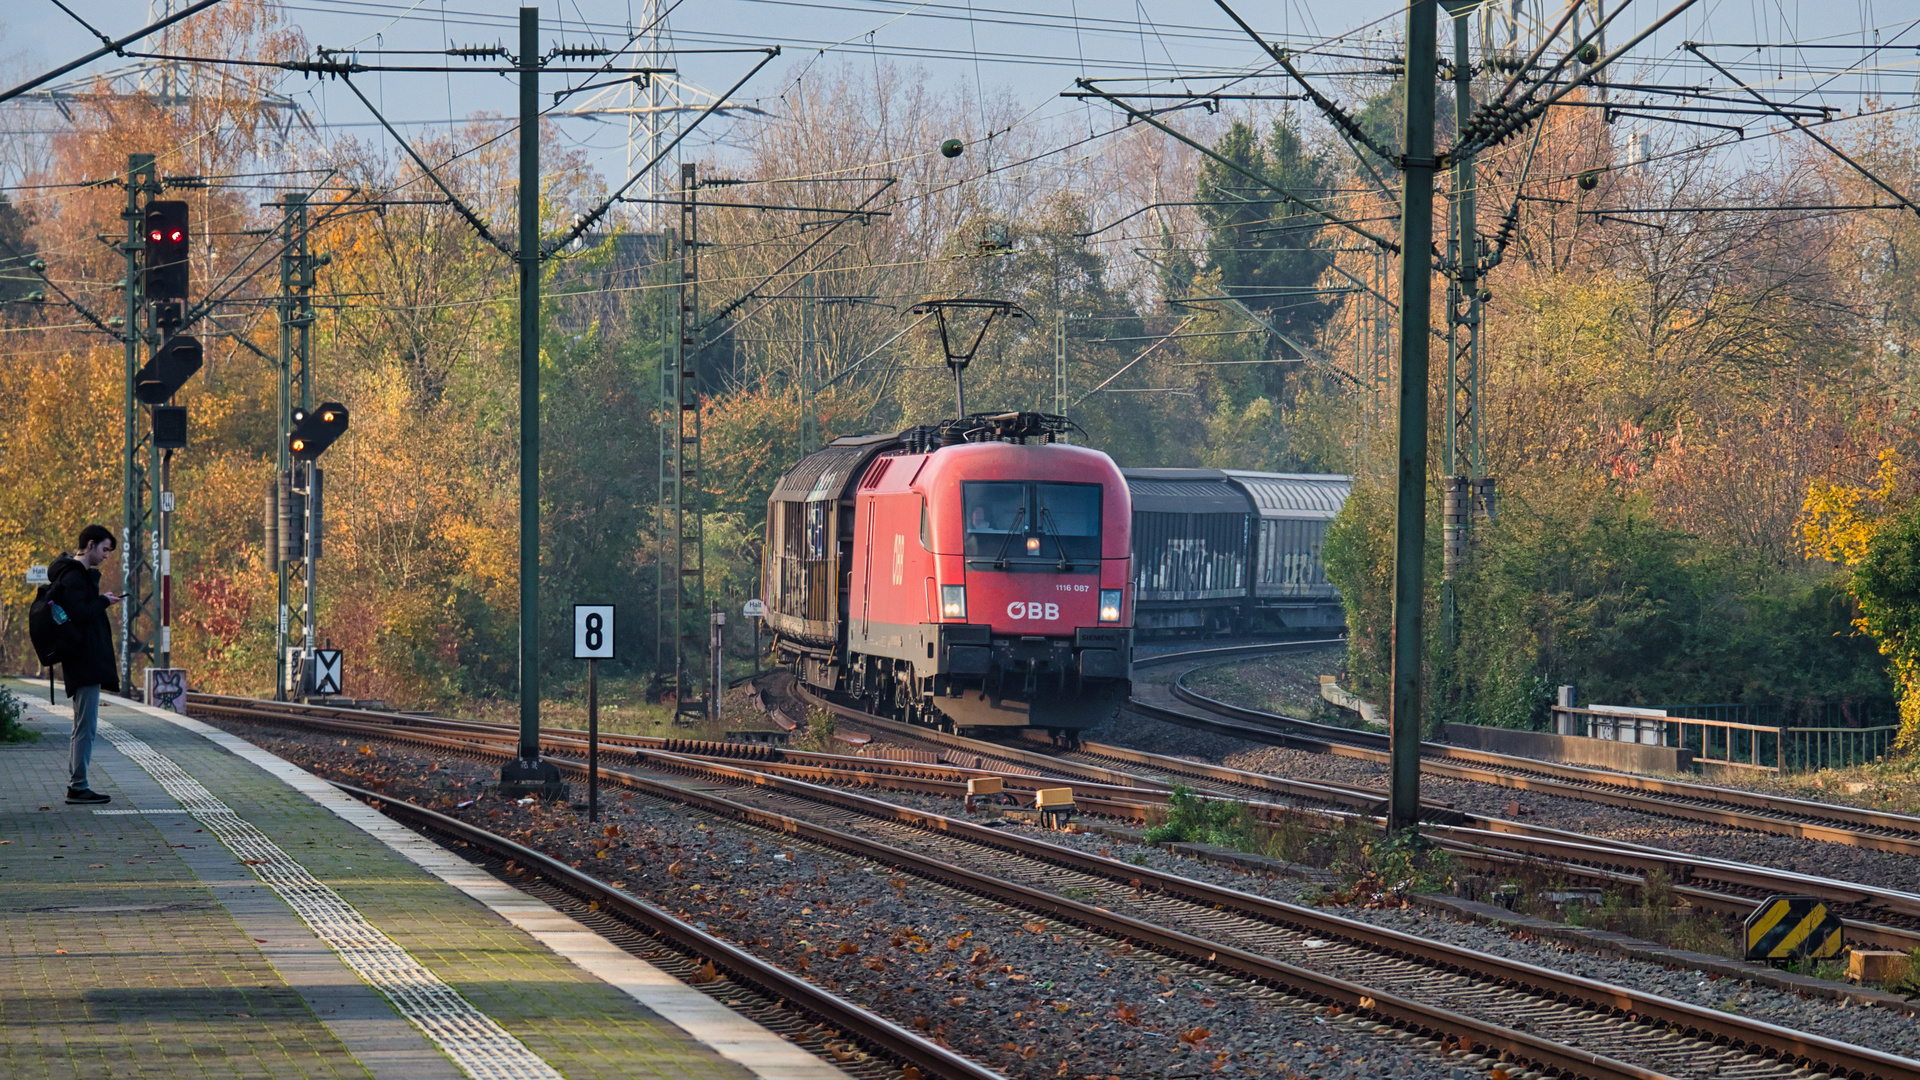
[992,506,1028,569]
[1039,507,1074,571]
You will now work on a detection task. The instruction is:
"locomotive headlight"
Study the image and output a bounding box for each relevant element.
[1098,589,1123,623]
[1025,536,1041,554]
[940,585,967,619]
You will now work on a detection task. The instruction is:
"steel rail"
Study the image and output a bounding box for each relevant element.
[206,696,1920,1078]
[362,730,1914,1080]
[558,753,1920,1080]
[1164,674,1920,857]
[200,693,1920,953]
[322,745,1659,1079]
[787,679,1404,813]
[189,697,1170,820]
[326,783,1008,1080]
[1418,827,1920,952]
[1128,637,1343,670]
[202,686,1398,819]
[778,685,1920,954]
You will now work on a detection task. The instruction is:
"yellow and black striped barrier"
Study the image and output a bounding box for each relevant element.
[1744,894,1844,964]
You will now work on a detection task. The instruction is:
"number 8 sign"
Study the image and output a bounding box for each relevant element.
[573,605,615,659]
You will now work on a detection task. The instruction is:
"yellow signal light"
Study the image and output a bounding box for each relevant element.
[291,438,306,452]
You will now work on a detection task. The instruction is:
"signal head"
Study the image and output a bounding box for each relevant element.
[289,401,350,460]
[152,405,188,449]
[143,200,190,301]
[133,335,203,404]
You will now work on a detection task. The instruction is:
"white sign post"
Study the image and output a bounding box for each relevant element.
[32,563,53,701]
[742,598,766,677]
[312,649,344,696]
[573,605,614,820]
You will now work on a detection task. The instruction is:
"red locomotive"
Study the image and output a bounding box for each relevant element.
[763,412,1132,740]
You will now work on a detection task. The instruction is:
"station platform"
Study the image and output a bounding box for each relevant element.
[0,683,848,1080]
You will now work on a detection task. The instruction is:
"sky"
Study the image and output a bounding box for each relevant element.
[1,1,1914,197]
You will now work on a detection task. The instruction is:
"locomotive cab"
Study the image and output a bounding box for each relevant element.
[764,413,1132,740]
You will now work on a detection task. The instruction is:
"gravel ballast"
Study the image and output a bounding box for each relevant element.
[1086,701,1920,906]
[200,715,1485,1080]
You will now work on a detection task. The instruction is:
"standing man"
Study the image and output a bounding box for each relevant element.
[46,525,123,805]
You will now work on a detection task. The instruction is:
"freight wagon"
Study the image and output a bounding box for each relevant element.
[1122,469,1349,636]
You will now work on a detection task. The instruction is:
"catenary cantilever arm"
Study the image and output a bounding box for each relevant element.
[1074,79,1399,254]
[0,0,227,105]
[1685,43,1920,218]
[338,76,515,258]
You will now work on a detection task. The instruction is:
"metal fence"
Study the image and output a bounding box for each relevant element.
[1664,714,1780,771]
[1781,725,1898,772]
[1657,703,1897,773]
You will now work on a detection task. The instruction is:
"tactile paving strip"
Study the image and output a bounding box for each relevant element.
[98,720,566,1080]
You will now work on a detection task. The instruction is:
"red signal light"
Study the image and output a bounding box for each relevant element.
[143,201,189,300]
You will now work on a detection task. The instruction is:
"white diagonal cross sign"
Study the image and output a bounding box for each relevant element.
[312,649,343,695]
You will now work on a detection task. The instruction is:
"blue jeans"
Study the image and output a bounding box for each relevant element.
[69,685,100,791]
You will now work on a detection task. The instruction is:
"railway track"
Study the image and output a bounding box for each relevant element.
[776,682,1920,954]
[197,693,1920,1080]
[1128,650,1920,861]
[1129,637,1345,670]
[334,782,1004,1080]
[193,690,1920,952]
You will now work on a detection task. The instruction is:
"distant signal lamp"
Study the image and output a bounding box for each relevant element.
[288,402,351,460]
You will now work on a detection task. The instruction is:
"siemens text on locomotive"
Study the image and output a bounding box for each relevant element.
[763,412,1131,738]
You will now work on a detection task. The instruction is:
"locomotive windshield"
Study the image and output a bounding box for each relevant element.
[963,481,1102,569]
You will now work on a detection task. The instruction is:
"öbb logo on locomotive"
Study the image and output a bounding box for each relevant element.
[1007,602,1060,621]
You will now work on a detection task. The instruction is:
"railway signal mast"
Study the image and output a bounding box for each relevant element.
[284,403,349,697]
[274,7,767,793]
[133,212,199,686]
[118,157,209,695]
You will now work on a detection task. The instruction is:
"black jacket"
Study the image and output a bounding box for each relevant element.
[47,555,119,694]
